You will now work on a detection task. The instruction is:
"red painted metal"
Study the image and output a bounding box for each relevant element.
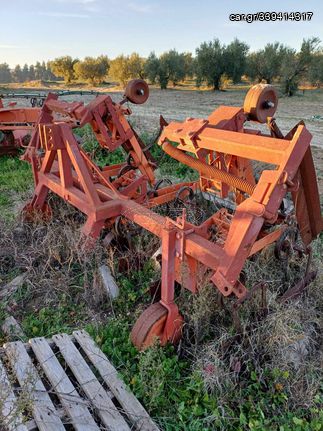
[243,84,278,123]
[7,83,322,349]
[0,104,40,154]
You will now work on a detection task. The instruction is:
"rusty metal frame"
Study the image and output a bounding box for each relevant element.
[0,103,41,154]
[8,85,322,349]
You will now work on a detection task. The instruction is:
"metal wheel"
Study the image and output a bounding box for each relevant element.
[244,84,278,123]
[131,302,168,350]
[124,79,149,104]
[175,186,194,204]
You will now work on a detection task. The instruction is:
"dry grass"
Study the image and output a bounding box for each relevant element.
[0,196,111,326]
[0,199,321,415]
[185,235,323,410]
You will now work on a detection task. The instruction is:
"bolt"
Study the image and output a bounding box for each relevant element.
[264,100,275,109]
[176,233,182,239]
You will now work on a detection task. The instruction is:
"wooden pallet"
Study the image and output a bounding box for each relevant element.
[0,330,159,431]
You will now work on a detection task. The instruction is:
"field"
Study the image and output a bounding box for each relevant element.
[0,86,322,430]
[4,82,323,144]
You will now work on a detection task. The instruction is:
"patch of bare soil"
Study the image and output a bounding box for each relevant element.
[130,88,323,148]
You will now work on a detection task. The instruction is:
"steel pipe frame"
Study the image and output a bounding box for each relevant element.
[21,92,322,346]
[157,106,322,340]
[23,95,193,237]
[27,119,315,340]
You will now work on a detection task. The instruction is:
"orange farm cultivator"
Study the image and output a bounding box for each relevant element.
[1,82,322,349]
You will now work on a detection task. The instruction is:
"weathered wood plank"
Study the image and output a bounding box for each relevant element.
[4,341,65,431]
[29,337,100,431]
[25,407,66,431]
[0,358,28,431]
[25,419,37,431]
[52,333,130,431]
[73,330,159,431]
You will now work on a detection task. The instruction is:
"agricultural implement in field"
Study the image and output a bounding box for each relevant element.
[0,89,109,155]
[0,99,40,155]
[3,81,322,349]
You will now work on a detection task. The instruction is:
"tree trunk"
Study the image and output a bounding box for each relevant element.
[213,76,221,91]
[159,75,169,89]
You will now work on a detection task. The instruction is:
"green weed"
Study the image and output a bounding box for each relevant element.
[0,155,32,218]
[88,319,323,431]
[22,296,86,338]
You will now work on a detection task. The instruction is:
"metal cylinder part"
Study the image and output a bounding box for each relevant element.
[162,141,255,196]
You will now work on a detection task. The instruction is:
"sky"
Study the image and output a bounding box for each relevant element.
[0,0,322,67]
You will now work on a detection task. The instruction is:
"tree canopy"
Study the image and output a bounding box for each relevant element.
[195,39,226,90]
[309,51,323,87]
[246,42,286,84]
[0,37,322,95]
[224,39,249,83]
[109,53,145,86]
[73,56,109,85]
[0,63,11,83]
[280,37,321,95]
[194,38,249,90]
[145,50,188,89]
[49,56,78,83]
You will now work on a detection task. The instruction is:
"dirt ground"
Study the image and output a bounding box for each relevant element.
[130,88,323,146]
[65,88,323,147]
[4,85,323,145]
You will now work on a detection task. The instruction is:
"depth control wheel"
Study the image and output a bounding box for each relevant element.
[131,302,168,350]
[244,84,278,123]
[125,79,149,104]
[131,302,184,350]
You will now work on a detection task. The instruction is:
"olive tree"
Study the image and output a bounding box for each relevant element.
[12,65,23,83]
[280,37,321,96]
[145,50,186,89]
[195,39,225,90]
[308,52,323,87]
[74,56,109,85]
[224,39,249,83]
[109,53,145,86]
[0,63,11,83]
[246,42,286,84]
[49,56,77,83]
